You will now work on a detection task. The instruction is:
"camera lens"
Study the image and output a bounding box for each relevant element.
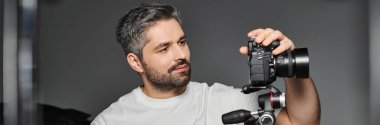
[274,48,309,78]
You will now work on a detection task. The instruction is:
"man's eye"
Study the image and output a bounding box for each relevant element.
[159,48,168,53]
[179,40,187,45]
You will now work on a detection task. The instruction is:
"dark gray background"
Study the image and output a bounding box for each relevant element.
[36,0,377,125]
[1,0,3,103]
[369,0,380,124]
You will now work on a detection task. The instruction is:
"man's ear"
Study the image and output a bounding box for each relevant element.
[126,53,144,73]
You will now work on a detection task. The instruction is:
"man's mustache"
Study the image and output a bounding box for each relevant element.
[168,59,191,73]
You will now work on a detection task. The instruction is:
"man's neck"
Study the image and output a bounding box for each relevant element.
[140,83,187,99]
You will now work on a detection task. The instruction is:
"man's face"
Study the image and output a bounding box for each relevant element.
[141,19,191,90]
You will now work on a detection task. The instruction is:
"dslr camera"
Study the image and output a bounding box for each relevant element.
[222,38,310,125]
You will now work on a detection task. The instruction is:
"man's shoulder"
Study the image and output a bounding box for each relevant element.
[188,81,236,95]
[187,81,208,89]
[94,89,136,121]
[189,81,238,100]
[91,90,138,125]
[189,81,233,89]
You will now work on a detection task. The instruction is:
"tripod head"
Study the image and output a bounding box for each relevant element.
[222,85,285,125]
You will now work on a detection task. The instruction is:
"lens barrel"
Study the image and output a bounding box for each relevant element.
[293,48,309,78]
[274,48,309,78]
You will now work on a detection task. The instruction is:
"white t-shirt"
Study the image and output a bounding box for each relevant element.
[91,81,277,125]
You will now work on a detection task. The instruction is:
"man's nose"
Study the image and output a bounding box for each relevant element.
[172,45,186,61]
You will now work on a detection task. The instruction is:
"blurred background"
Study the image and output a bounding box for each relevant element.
[2,0,380,125]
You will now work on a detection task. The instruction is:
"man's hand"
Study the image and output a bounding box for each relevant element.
[239,28,295,55]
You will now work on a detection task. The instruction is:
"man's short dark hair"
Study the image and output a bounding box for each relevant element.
[116,3,182,59]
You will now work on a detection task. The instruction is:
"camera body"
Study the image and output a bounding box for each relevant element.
[248,38,309,86]
[248,38,278,86]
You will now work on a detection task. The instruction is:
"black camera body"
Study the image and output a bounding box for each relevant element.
[248,38,309,86]
[248,38,278,86]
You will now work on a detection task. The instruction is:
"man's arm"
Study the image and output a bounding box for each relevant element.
[276,77,321,125]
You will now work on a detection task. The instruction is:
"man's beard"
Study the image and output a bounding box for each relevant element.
[142,59,191,91]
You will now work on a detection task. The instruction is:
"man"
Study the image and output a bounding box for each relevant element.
[92,3,320,125]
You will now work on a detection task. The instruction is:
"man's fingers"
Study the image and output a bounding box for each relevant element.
[246,28,295,55]
[272,39,295,55]
[239,46,248,55]
[255,28,274,43]
[262,30,285,46]
[247,29,264,38]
